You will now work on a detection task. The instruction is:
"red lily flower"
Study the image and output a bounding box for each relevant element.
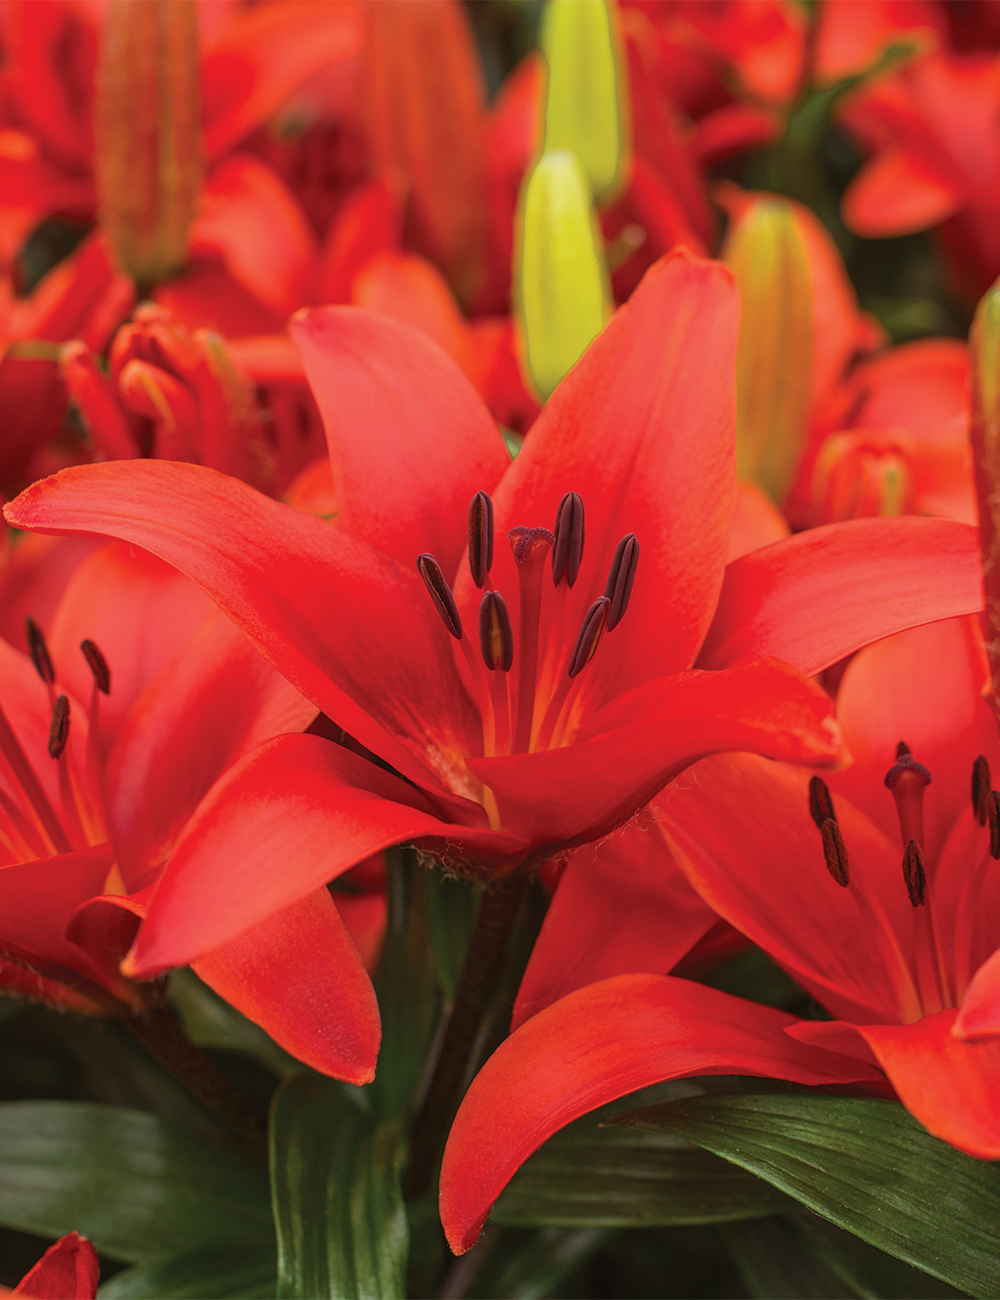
[1,1232,98,1299]
[0,539,379,1081]
[439,615,1000,1253]
[2,251,983,988]
[837,49,1000,300]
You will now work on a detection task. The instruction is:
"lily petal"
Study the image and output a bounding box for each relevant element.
[473,250,740,692]
[126,734,524,977]
[511,823,718,1030]
[4,461,478,796]
[291,306,508,575]
[193,888,380,1085]
[697,516,983,675]
[440,972,882,1254]
[954,947,1000,1042]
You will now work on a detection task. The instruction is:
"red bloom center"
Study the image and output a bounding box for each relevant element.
[417,490,640,761]
[0,619,111,864]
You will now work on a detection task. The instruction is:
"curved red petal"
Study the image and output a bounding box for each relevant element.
[11,1232,99,1300]
[4,460,478,795]
[193,887,380,1085]
[471,250,740,694]
[440,973,881,1254]
[698,516,983,675]
[955,947,1000,1042]
[511,823,718,1030]
[290,305,508,576]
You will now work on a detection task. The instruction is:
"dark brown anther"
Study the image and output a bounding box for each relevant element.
[80,640,111,695]
[820,818,850,887]
[568,597,609,678]
[808,776,836,830]
[604,534,639,631]
[552,492,585,587]
[902,838,926,907]
[48,695,70,759]
[479,591,513,672]
[989,790,1000,859]
[25,617,54,686]
[468,492,494,589]
[972,755,991,825]
[896,741,911,758]
[416,554,462,640]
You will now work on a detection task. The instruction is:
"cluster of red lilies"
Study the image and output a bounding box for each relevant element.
[3,0,1000,1295]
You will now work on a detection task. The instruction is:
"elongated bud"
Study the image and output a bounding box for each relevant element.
[417,554,462,639]
[604,534,639,631]
[48,696,70,760]
[540,0,628,202]
[972,755,991,826]
[469,492,494,589]
[515,150,611,402]
[808,775,836,830]
[820,818,849,887]
[552,492,585,587]
[989,790,1000,859]
[96,0,203,289]
[810,432,913,525]
[25,618,55,686]
[970,275,1000,723]
[81,640,111,696]
[902,839,926,907]
[479,592,513,673]
[724,197,813,505]
[569,597,609,678]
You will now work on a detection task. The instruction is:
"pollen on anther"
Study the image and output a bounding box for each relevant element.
[820,818,849,886]
[80,640,111,695]
[48,695,70,759]
[988,790,1000,859]
[25,617,55,686]
[972,756,991,826]
[568,598,609,678]
[479,591,513,672]
[468,492,494,589]
[552,492,585,587]
[416,554,462,639]
[604,534,639,632]
[902,839,926,907]
[808,775,836,829]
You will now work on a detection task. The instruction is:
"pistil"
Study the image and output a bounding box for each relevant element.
[884,743,932,850]
[509,527,554,754]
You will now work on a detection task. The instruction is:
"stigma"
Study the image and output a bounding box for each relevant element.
[416,490,639,756]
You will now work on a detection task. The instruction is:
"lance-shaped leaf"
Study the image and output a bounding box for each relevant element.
[615,1092,1000,1297]
[0,1102,271,1263]
[724,198,813,505]
[969,275,1000,721]
[270,1076,407,1300]
[515,150,610,401]
[540,0,628,202]
[98,1243,277,1299]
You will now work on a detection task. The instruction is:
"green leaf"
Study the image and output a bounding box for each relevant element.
[723,1218,863,1299]
[492,1112,792,1228]
[369,849,440,1122]
[169,969,300,1077]
[465,1227,613,1300]
[789,1213,968,1299]
[619,1092,1000,1297]
[98,1243,276,1299]
[425,870,480,1003]
[270,1075,407,1299]
[0,1101,271,1263]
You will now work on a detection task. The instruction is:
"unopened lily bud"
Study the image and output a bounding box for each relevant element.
[95,0,203,290]
[540,0,628,203]
[515,150,610,401]
[810,431,913,524]
[724,198,813,505]
[970,276,1000,722]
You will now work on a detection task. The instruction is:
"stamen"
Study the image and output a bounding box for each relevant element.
[989,790,1000,859]
[604,534,639,631]
[48,696,71,760]
[80,640,111,694]
[884,749,932,849]
[568,597,610,678]
[0,705,70,854]
[468,492,494,589]
[808,775,836,829]
[820,818,850,886]
[509,527,554,753]
[479,591,513,672]
[417,554,462,639]
[902,839,926,907]
[25,618,54,686]
[551,492,585,587]
[972,756,991,825]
